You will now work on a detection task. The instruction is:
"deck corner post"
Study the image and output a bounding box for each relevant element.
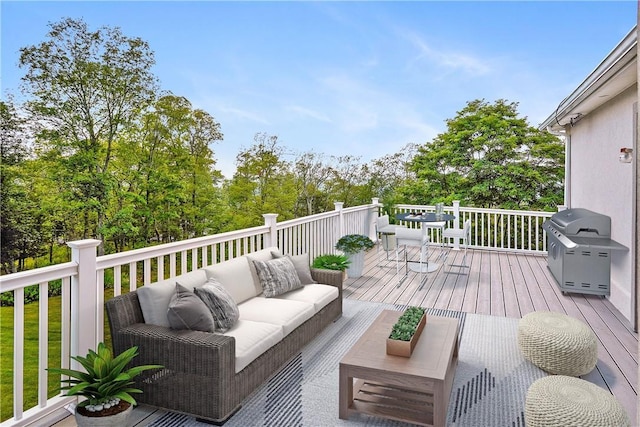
[334,202,344,242]
[66,239,101,364]
[262,213,279,249]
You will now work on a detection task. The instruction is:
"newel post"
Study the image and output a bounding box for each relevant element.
[334,202,344,241]
[67,239,101,361]
[262,213,279,249]
[452,201,461,250]
[369,198,381,240]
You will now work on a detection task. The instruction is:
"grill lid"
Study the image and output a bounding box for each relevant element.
[550,208,611,237]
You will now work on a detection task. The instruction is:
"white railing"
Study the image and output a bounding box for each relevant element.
[394,203,553,253]
[0,199,550,426]
[0,201,376,426]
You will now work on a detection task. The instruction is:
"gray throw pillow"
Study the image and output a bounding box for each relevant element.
[253,256,303,297]
[271,251,317,285]
[194,278,240,332]
[167,284,216,332]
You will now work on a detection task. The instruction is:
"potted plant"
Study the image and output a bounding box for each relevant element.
[336,234,375,278]
[47,342,162,426]
[387,306,427,357]
[312,254,351,272]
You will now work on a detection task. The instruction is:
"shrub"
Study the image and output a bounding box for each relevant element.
[312,254,350,271]
[335,234,375,254]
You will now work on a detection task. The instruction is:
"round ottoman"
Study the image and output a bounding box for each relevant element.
[517,311,597,376]
[525,376,629,427]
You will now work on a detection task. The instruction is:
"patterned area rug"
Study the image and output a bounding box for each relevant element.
[148,299,546,427]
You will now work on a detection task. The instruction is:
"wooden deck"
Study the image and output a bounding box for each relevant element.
[347,246,637,422]
[53,246,638,426]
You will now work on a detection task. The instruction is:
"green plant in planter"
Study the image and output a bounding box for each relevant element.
[312,254,351,271]
[335,234,375,254]
[47,342,162,416]
[389,306,426,341]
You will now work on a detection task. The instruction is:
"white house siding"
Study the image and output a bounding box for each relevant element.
[568,84,637,323]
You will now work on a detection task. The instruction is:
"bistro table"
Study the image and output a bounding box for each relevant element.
[395,212,456,273]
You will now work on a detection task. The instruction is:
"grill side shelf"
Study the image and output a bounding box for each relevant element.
[569,237,629,251]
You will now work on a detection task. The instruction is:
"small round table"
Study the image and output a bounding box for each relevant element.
[395,213,456,273]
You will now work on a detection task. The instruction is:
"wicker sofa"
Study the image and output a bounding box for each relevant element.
[105,247,343,424]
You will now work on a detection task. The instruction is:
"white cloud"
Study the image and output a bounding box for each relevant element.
[217,105,270,125]
[285,105,332,123]
[403,31,492,76]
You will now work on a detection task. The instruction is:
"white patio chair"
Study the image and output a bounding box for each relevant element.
[395,227,430,289]
[442,219,471,272]
[375,215,405,266]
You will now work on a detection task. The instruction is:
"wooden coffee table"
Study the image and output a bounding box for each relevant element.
[339,310,459,426]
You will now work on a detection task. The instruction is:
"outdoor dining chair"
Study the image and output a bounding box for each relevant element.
[375,215,405,266]
[442,218,472,272]
[395,227,430,289]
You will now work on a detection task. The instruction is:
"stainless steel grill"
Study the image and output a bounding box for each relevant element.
[542,208,627,296]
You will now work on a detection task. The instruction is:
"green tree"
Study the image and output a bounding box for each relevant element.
[292,151,331,216]
[407,99,564,210]
[226,133,296,228]
[18,18,158,253]
[107,94,226,248]
[0,98,44,272]
[365,143,418,205]
[325,155,370,207]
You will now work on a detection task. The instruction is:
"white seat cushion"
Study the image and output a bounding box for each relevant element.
[223,320,283,373]
[137,270,208,327]
[238,297,315,336]
[274,284,338,312]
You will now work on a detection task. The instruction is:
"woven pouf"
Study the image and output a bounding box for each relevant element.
[517,311,597,376]
[525,376,629,427]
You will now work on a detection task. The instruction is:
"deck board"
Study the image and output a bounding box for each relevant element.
[53,246,638,426]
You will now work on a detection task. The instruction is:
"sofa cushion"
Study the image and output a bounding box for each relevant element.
[274,284,339,312]
[238,296,315,336]
[246,247,281,295]
[272,252,317,285]
[253,257,303,298]
[137,270,208,327]
[203,257,255,304]
[223,319,284,373]
[167,284,216,332]
[194,278,240,332]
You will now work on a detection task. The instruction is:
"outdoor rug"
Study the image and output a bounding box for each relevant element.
[148,299,547,427]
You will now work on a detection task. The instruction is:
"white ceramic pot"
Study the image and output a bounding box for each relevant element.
[75,403,133,427]
[346,251,366,278]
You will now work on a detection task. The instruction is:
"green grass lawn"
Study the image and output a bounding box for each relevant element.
[0,291,114,422]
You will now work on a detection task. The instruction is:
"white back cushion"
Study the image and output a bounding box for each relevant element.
[203,257,255,304]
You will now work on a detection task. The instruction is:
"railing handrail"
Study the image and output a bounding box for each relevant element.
[395,203,554,217]
[0,262,77,292]
[96,225,270,270]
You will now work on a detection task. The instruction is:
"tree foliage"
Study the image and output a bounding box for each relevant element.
[227,133,297,228]
[404,99,564,210]
[2,19,566,274]
[19,17,158,252]
[0,98,44,273]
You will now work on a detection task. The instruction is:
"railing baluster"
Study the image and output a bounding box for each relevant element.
[14,287,25,421]
[129,261,137,291]
[169,252,176,278]
[38,282,48,407]
[114,265,122,296]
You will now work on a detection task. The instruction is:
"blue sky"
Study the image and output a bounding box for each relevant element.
[1,1,636,178]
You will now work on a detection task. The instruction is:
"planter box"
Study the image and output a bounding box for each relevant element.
[386,313,427,357]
